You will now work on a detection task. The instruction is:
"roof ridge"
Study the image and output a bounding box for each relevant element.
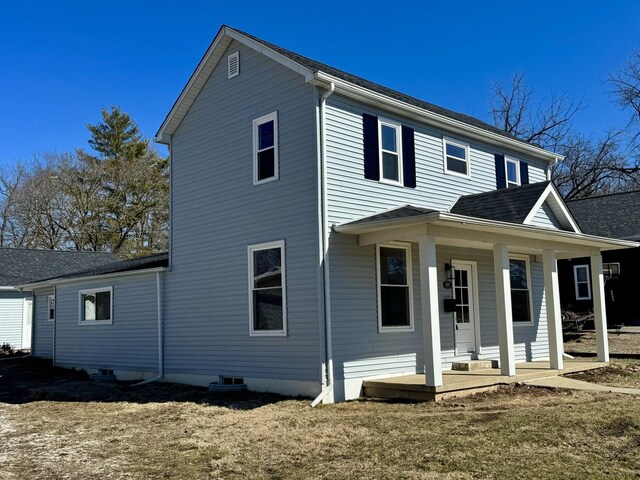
[456,181,551,200]
[567,189,640,203]
[0,247,114,255]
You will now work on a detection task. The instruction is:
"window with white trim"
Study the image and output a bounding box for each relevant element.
[78,287,112,325]
[506,158,520,187]
[603,262,620,281]
[377,244,413,331]
[253,112,278,185]
[443,137,470,176]
[47,295,55,322]
[509,257,532,323]
[379,118,403,184]
[574,264,592,300]
[249,241,286,336]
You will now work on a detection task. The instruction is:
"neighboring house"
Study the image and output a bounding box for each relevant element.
[19,26,637,403]
[559,190,640,326]
[0,248,116,349]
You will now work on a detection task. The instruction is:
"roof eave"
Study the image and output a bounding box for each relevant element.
[313,72,563,164]
[16,267,168,290]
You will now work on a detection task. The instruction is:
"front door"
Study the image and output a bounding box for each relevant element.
[452,262,478,354]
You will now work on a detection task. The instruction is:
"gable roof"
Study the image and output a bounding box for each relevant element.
[451,181,580,232]
[20,252,169,285]
[155,26,560,163]
[340,205,439,228]
[568,190,640,241]
[451,182,551,224]
[0,248,117,286]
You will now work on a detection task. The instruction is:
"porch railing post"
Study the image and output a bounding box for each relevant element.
[493,243,516,376]
[418,234,443,387]
[543,249,564,370]
[590,253,609,362]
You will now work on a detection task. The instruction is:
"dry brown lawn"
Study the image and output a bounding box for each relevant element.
[569,358,640,389]
[1,358,640,480]
[564,331,640,355]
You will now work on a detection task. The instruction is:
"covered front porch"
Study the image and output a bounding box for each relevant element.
[335,186,638,393]
[362,359,606,401]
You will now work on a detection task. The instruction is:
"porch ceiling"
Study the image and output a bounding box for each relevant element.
[334,211,639,259]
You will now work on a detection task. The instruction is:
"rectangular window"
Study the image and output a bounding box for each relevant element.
[574,265,592,300]
[78,287,112,325]
[253,112,278,185]
[378,118,403,185]
[249,241,286,336]
[443,137,470,176]
[506,158,520,187]
[377,244,413,331]
[603,262,620,281]
[47,295,55,322]
[509,257,532,324]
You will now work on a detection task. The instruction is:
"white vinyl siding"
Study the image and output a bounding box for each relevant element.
[574,264,592,300]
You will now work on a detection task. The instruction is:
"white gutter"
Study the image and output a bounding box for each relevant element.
[313,72,563,164]
[16,267,167,290]
[133,271,164,386]
[311,82,335,408]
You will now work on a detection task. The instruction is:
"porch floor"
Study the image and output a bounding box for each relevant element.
[362,360,606,401]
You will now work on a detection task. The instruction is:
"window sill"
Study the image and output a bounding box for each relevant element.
[444,169,471,179]
[250,330,287,337]
[253,176,279,186]
[378,178,404,187]
[512,321,534,327]
[379,326,414,333]
[78,320,113,326]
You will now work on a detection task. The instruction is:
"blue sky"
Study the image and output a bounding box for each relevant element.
[1,1,638,166]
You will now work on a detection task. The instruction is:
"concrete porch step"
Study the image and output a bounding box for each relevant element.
[451,360,499,371]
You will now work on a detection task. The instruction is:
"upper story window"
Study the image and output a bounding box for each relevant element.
[509,257,532,324]
[249,240,287,336]
[506,158,520,187]
[47,295,55,322]
[377,244,413,332]
[574,265,592,300]
[78,287,113,325]
[253,112,279,185]
[378,118,403,185]
[443,137,470,177]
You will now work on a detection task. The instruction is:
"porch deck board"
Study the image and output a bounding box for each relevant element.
[362,360,606,401]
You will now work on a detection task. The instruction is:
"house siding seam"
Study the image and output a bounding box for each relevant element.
[32,286,54,358]
[164,39,321,384]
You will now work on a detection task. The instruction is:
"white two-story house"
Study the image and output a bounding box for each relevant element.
[22,26,637,403]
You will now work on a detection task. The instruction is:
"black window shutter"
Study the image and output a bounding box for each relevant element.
[402,126,416,188]
[495,154,506,189]
[520,161,529,185]
[362,114,379,180]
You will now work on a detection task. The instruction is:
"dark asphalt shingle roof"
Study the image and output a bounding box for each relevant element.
[568,190,640,241]
[340,205,439,227]
[232,27,531,148]
[36,252,169,283]
[0,249,117,286]
[450,181,551,223]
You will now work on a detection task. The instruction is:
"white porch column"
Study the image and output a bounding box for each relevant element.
[418,234,443,387]
[543,250,564,370]
[493,244,516,376]
[590,253,610,362]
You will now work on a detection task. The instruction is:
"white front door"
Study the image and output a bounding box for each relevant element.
[21,298,33,350]
[452,262,479,354]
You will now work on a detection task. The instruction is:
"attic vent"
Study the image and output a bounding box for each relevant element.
[228,51,239,79]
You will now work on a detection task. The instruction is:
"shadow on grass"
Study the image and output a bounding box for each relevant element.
[0,357,296,409]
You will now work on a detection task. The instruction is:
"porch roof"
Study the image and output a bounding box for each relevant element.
[334,206,639,257]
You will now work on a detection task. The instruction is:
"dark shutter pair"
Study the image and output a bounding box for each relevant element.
[362,114,416,188]
[494,154,529,189]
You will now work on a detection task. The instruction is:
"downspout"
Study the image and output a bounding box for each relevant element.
[311,82,335,407]
[133,271,164,386]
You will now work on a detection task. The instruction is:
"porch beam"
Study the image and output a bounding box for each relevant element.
[543,250,563,370]
[590,254,610,362]
[493,243,516,376]
[418,234,443,387]
[426,225,600,257]
[359,224,428,246]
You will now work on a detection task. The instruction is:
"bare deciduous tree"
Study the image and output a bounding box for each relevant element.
[609,50,640,146]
